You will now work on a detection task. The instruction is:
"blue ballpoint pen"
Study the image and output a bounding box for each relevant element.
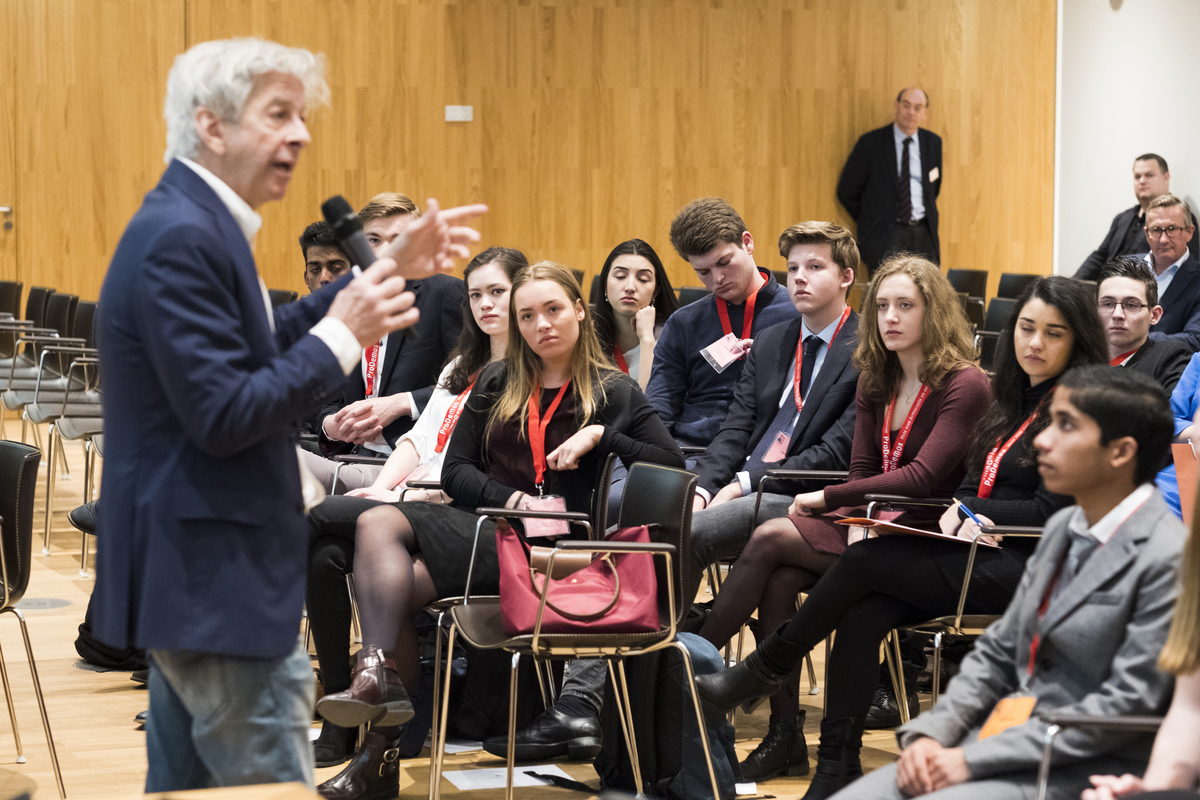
[953,497,986,528]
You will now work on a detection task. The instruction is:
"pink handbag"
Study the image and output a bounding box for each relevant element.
[496,518,660,636]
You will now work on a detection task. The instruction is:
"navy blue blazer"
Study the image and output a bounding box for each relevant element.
[1147,253,1200,351]
[837,124,942,268]
[93,160,350,658]
[692,313,860,495]
[317,273,465,454]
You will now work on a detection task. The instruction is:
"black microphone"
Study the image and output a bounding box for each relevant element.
[321,195,376,271]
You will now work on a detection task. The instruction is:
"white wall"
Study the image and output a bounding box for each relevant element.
[1056,0,1200,274]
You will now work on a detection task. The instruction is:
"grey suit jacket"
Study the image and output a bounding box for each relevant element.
[899,490,1184,779]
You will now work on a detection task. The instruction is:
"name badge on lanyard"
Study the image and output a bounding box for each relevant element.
[525,382,572,538]
[701,282,760,372]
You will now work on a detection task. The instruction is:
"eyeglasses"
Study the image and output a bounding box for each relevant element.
[1145,225,1192,239]
[1098,299,1150,313]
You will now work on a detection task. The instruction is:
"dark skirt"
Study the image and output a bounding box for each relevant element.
[308,496,500,599]
[788,505,943,556]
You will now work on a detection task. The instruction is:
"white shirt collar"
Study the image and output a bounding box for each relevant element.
[892,123,918,143]
[179,157,263,244]
[800,305,849,346]
[1144,249,1189,277]
[1066,483,1155,545]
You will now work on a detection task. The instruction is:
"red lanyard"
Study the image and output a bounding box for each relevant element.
[1110,348,1139,367]
[881,385,932,472]
[977,410,1039,498]
[434,381,475,454]
[793,306,851,412]
[715,270,766,341]
[613,345,629,374]
[363,341,382,397]
[528,381,572,488]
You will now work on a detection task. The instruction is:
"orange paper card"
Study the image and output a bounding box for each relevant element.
[978,696,1036,740]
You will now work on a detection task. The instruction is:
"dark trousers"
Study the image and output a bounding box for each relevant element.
[306,496,385,693]
[778,535,1027,720]
[878,219,937,273]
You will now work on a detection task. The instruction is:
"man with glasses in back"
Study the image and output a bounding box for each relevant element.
[1074,154,1198,280]
[1139,194,1200,350]
[1096,256,1190,394]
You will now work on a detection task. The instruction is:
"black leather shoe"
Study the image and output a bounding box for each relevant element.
[481,707,601,761]
[313,718,358,768]
[317,731,400,800]
[739,712,809,781]
[863,683,919,729]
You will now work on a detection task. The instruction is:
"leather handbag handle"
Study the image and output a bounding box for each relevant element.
[528,554,621,621]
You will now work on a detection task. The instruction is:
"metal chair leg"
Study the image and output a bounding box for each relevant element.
[78,439,93,576]
[42,424,57,555]
[3,608,66,797]
[505,652,520,800]
[1035,723,1061,800]
[673,640,722,800]
[806,652,820,695]
[428,619,458,800]
[0,634,24,762]
[613,659,645,797]
[609,662,648,796]
[887,631,912,725]
[931,631,943,704]
[345,575,361,642]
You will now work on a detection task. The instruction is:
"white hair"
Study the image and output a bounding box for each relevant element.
[163,37,330,164]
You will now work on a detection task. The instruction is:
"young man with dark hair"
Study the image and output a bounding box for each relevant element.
[826,365,1183,800]
[687,221,861,602]
[1076,154,1199,280]
[299,220,351,293]
[1097,256,1190,394]
[646,197,798,449]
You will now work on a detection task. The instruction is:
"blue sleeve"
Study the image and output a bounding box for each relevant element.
[1170,353,1200,435]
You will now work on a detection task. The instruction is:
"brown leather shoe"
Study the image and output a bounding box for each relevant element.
[317,731,400,800]
[316,645,414,728]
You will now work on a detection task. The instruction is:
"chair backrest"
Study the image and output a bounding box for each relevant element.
[589,452,619,537]
[24,286,54,328]
[983,297,1016,332]
[72,300,99,348]
[569,268,585,291]
[589,274,604,306]
[268,288,298,307]
[615,463,698,626]
[0,280,22,318]
[996,272,1039,300]
[44,292,78,337]
[0,441,41,609]
[946,268,987,300]
[678,286,711,307]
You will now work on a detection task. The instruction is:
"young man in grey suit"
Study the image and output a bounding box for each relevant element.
[827,366,1184,799]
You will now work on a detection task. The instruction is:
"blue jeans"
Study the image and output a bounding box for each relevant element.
[145,641,315,792]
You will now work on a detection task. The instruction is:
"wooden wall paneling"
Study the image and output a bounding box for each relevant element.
[14,0,184,303]
[175,0,1053,301]
[0,0,16,288]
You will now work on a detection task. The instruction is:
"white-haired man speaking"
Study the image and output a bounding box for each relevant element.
[91,38,483,790]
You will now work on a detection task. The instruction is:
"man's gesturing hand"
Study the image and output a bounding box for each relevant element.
[380,199,488,280]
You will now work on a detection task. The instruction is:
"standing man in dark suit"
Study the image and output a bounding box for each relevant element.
[1074,154,1198,280]
[1142,194,1200,350]
[837,87,942,274]
[1097,257,1191,394]
[302,192,465,492]
[93,38,483,791]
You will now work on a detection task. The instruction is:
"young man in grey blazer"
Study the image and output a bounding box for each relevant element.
[830,365,1184,800]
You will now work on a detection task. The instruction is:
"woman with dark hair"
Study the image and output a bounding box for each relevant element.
[312,261,684,800]
[696,275,1109,799]
[591,239,679,389]
[306,246,527,768]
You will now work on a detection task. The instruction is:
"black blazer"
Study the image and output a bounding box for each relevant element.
[1075,204,1200,280]
[693,314,860,495]
[318,272,465,453]
[441,362,685,514]
[837,124,942,268]
[1147,254,1200,351]
[1124,337,1192,395]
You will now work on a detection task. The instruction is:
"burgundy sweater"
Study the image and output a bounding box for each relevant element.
[823,365,992,509]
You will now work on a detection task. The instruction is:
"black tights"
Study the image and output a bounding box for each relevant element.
[696,516,838,717]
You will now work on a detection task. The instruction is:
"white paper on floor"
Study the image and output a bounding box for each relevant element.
[442,764,575,791]
[421,734,482,753]
[735,782,759,796]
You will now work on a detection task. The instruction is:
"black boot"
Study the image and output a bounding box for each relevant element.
[739,712,809,781]
[313,718,358,768]
[800,717,865,800]
[317,730,401,800]
[694,629,810,712]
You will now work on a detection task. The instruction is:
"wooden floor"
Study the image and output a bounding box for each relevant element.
[0,422,907,799]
